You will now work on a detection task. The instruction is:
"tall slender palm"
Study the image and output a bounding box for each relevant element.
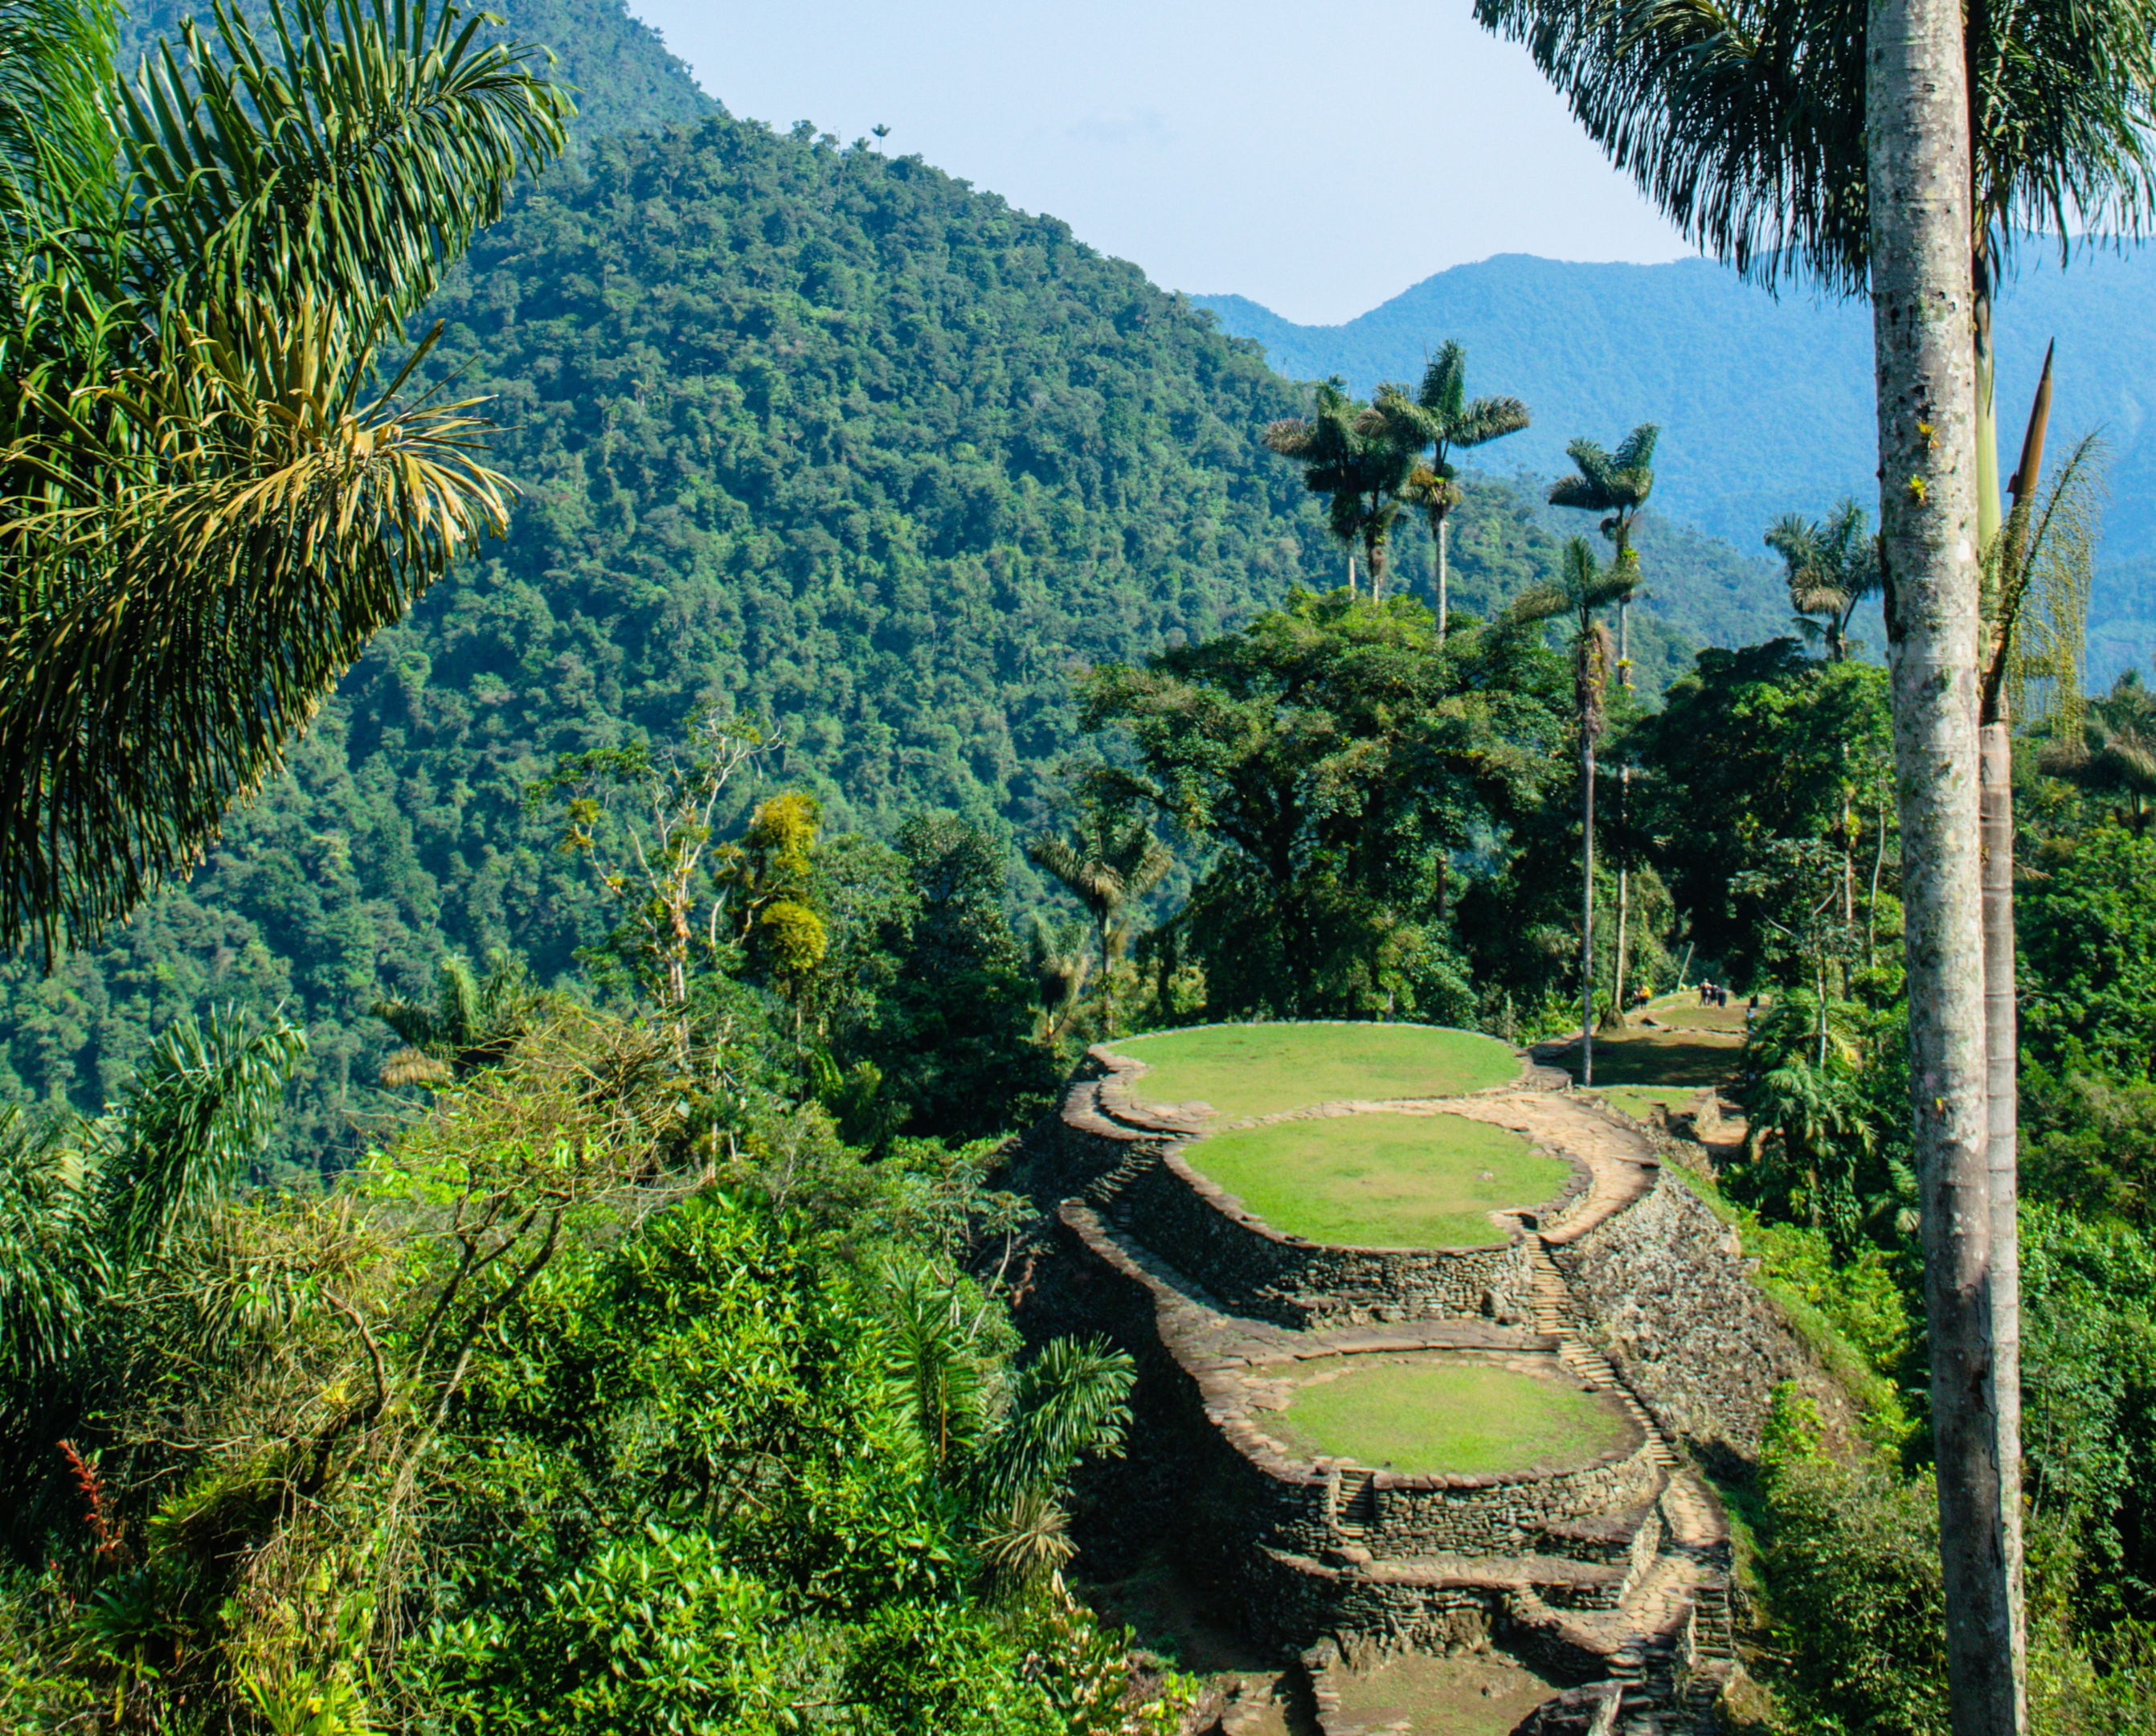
[1377,342,1530,640]
[1548,425,1657,686]
[1872,0,2020,1721]
[1515,538,1638,1086]
[0,0,571,955]
[1263,379,1418,597]
[1026,804,1173,1037]
[1472,4,2152,1713]
[1765,499,1883,664]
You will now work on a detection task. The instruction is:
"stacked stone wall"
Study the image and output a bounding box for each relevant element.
[1111,1151,1536,1328]
[1550,1168,1812,1472]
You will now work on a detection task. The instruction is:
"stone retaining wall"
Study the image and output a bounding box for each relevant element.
[1550,1167,1812,1472]
[1343,1446,1662,1561]
[1111,1149,1537,1329]
[1051,1206,1665,1568]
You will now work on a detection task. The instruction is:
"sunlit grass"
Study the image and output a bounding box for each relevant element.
[1271,1355,1634,1476]
[1109,1022,1518,1120]
[1186,1112,1567,1247]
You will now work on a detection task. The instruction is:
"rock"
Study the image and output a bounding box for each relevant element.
[1508,1681,1624,1734]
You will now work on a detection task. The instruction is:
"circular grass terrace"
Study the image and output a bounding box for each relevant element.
[1270,1353,1637,1477]
[1184,1112,1570,1248]
[1106,1022,1519,1122]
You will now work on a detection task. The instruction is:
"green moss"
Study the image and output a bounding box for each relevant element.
[1186,1112,1568,1248]
[1108,1023,1518,1120]
[1271,1356,1634,1476]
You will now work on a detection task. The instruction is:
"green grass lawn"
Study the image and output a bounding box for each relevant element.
[1108,1023,1518,1120]
[1588,1086,1696,1122]
[1272,1355,1634,1476]
[1185,1112,1568,1247]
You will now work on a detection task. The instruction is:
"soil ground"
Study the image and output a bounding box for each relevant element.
[1543,990,1756,1091]
[1268,1352,1635,1476]
[1107,1023,1520,1120]
[1329,1649,1565,1735]
[1185,1112,1569,1247]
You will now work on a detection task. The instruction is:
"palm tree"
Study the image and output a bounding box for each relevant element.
[1263,379,1418,597]
[1548,425,1658,688]
[2041,671,2156,833]
[371,953,542,1087]
[1871,0,2020,1720]
[0,0,571,956]
[1515,538,1638,1087]
[1765,499,1882,663]
[1027,801,1173,1037]
[1377,342,1530,640]
[1471,2,2137,1709]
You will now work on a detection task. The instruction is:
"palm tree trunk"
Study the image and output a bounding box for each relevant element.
[1614,764,1631,1018]
[1435,512,1450,643]
[1869,0,2022,1725]
[1581,737,1596,1087]
[1617,596,1630,688]
[1980,714,2026,1707]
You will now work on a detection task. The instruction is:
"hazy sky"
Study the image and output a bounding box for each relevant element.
[625,0,1693,326]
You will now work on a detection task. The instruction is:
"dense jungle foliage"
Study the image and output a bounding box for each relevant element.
[0,104,1761,1156]
[12,1,2156,1729]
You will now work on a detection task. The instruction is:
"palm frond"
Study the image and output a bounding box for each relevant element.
[0,294,518,951]
[96,1005,306,1266]
[0,1103,108,1385]
[1455,395,1531,447]
[1472,0,2156,293]
[978,1334,1135,1503]
[117,0,572,325]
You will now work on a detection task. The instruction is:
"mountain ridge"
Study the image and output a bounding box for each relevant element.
[1194,248,2156,678]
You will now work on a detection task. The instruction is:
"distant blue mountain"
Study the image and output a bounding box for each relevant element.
[1196,250,2156,680]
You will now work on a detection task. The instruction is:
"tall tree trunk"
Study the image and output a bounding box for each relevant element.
[1617,596,1630,689]
[1346,551,1356,596]
[1435,512,1450,644]
[1868,0,2021,1726]
[1614,764,1632,1017]
[1980,714,2025,1699]
[1581,737,1596,1087]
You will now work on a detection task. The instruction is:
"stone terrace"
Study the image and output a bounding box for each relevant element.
[1025,1030,1751,1736]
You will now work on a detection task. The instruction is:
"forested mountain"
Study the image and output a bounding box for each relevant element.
[115,0,716,141]
[0,113,1532,1146]
[0,18,1778,1151]
[1197,249,2156,678]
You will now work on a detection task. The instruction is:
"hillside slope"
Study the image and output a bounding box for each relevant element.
[115,0,717,141]
[1197,249,2156,670]
[0,44,1778,1148]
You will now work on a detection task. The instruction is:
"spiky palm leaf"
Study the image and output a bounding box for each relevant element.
[0,0,567,954]
[1,1005,304,1385]
[977,1333,1135,1505]
[117,0,571,325]
[1472,0,2156,294]
[2,296,517,951]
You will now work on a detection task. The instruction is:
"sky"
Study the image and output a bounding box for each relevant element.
[624,0,1694,326]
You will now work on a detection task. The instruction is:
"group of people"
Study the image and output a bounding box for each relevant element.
[1696,981,1732,1008]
